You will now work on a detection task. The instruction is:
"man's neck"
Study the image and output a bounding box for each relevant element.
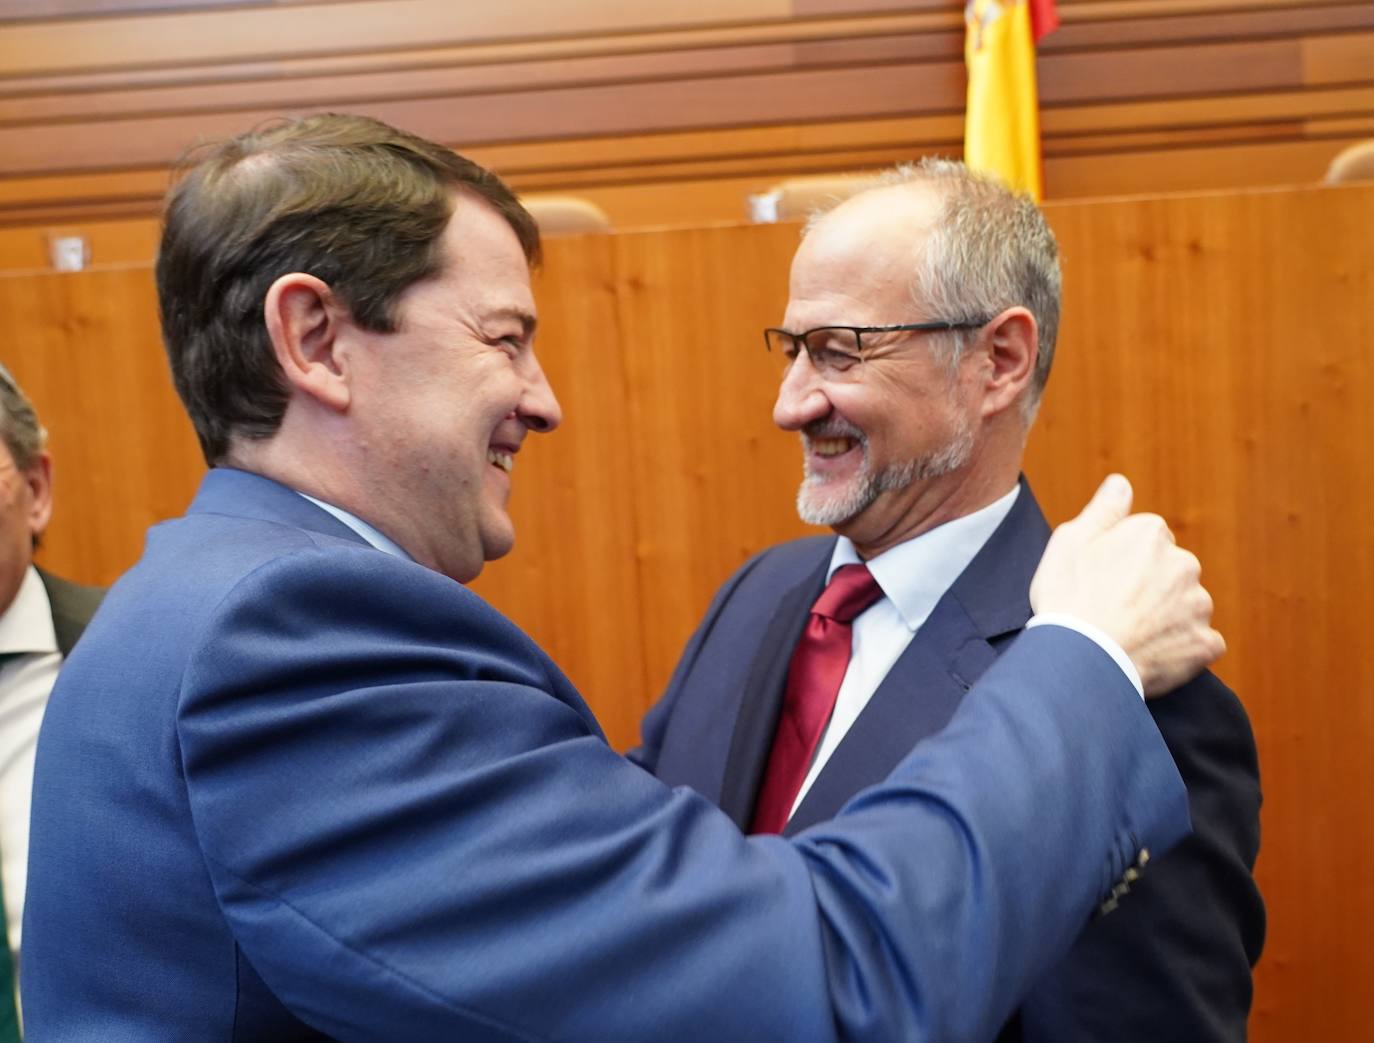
[224,432,372,536]
[843,468,1022,560]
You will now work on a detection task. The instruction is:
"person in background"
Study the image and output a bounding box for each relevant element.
[0,364,102,1041]
[26,115,1219,1042]
[636,159,1264,1041]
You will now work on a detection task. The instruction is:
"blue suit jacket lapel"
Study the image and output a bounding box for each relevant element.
[784,479,1051,836]
[718,550,831,829]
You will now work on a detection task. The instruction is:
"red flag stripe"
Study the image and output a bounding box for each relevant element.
[1029,0,1059,43]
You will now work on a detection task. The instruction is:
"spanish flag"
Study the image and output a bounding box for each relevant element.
[964,0,1059,200]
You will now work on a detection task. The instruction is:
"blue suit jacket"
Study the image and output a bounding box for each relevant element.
[636,481,1265,1041]
[26,469,1190,1042]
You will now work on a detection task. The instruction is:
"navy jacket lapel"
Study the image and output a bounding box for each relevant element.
[718,550,830,829]
[785,479,1051,835]
[37,569,104,659]
[945,478,1049,646]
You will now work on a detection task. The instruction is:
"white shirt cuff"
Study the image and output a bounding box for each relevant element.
[1026,613,1145,699]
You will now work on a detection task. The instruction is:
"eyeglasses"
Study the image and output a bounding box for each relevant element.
[763,321,990,377]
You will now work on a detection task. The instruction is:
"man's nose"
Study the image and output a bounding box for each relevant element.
[773,351,830,432]
[518,352,562,433]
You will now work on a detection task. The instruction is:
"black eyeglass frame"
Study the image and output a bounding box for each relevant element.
[763,320,991,373]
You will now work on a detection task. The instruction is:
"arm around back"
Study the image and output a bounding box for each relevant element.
[171,547,1188,1042]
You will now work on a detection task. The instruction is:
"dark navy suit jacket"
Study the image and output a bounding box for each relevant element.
[36,567,103,658]
[25,469,1191,1042]
[636,481,1265,1041]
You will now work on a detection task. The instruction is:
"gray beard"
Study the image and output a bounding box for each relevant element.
[795,421,975,528]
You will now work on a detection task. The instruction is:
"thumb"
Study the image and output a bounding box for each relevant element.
[1072,473,1133,536]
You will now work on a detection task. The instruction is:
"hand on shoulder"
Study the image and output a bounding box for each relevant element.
[1030,474,1224,696]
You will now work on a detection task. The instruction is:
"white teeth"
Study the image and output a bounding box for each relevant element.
[487,449,513,473]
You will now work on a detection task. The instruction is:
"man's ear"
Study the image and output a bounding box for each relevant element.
[23,451,53,542]
[977,307,1038,419]
[263,273,352,414]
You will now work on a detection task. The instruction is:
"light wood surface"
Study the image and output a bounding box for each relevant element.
[611,222,812,676]
[468,237,650,743]
[2,181,1370,1039]
[0,266,203,580]
[1027,183,1374,1041]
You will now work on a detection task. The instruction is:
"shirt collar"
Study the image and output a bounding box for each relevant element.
[0,565,58,656]
[298,493,413,562]
[827,484,1020,633]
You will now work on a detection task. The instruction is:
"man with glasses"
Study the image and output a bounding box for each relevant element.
[636,159,1264,1040]
[0,366,102,1040]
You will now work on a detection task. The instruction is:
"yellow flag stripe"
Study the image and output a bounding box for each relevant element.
[964,0,1044,200]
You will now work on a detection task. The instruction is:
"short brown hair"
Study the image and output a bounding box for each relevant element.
[155,113,541,463]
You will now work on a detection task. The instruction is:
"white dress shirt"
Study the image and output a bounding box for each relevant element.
[0,567,61,963]
[790,486,1143,818]
[300,493,412,560]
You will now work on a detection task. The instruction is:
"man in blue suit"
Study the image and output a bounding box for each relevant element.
[26,116,1221,1041]
[636,160,1264,1040]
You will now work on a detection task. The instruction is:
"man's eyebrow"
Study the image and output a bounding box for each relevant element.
[483,307,538,336]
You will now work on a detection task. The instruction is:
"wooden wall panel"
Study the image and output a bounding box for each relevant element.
[1052,3,1374,48]
[1045,137,1369,197]
[2,0,1372,244]
[0,0,789,75]
[1304,30,1374,83]
[1039,38,1303,103]
[0,63,970,178]
[0,266,204,584]
[1,174,1371,1038]
[0,218,160,270]
[0,10,949,96]
[0,0,255,18]
[1028,182,1374,1043]
[612,223,811,678]
[796,0,948,13]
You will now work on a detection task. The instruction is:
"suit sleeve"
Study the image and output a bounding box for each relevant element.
[177,545,1190,1043]
[1013,671,1264,1042]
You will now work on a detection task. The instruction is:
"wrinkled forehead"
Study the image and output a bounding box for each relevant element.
[786,187,943,326]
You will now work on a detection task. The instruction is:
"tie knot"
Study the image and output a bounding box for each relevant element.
[812,563,883,623]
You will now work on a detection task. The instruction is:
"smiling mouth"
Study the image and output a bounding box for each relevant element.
[487,448,514,473]
[808,436,859,458]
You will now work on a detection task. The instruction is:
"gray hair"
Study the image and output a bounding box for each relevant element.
[0,363,47,469]
[809,158,1062,421]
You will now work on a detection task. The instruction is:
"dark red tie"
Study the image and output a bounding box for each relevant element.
[750,563,884,834]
